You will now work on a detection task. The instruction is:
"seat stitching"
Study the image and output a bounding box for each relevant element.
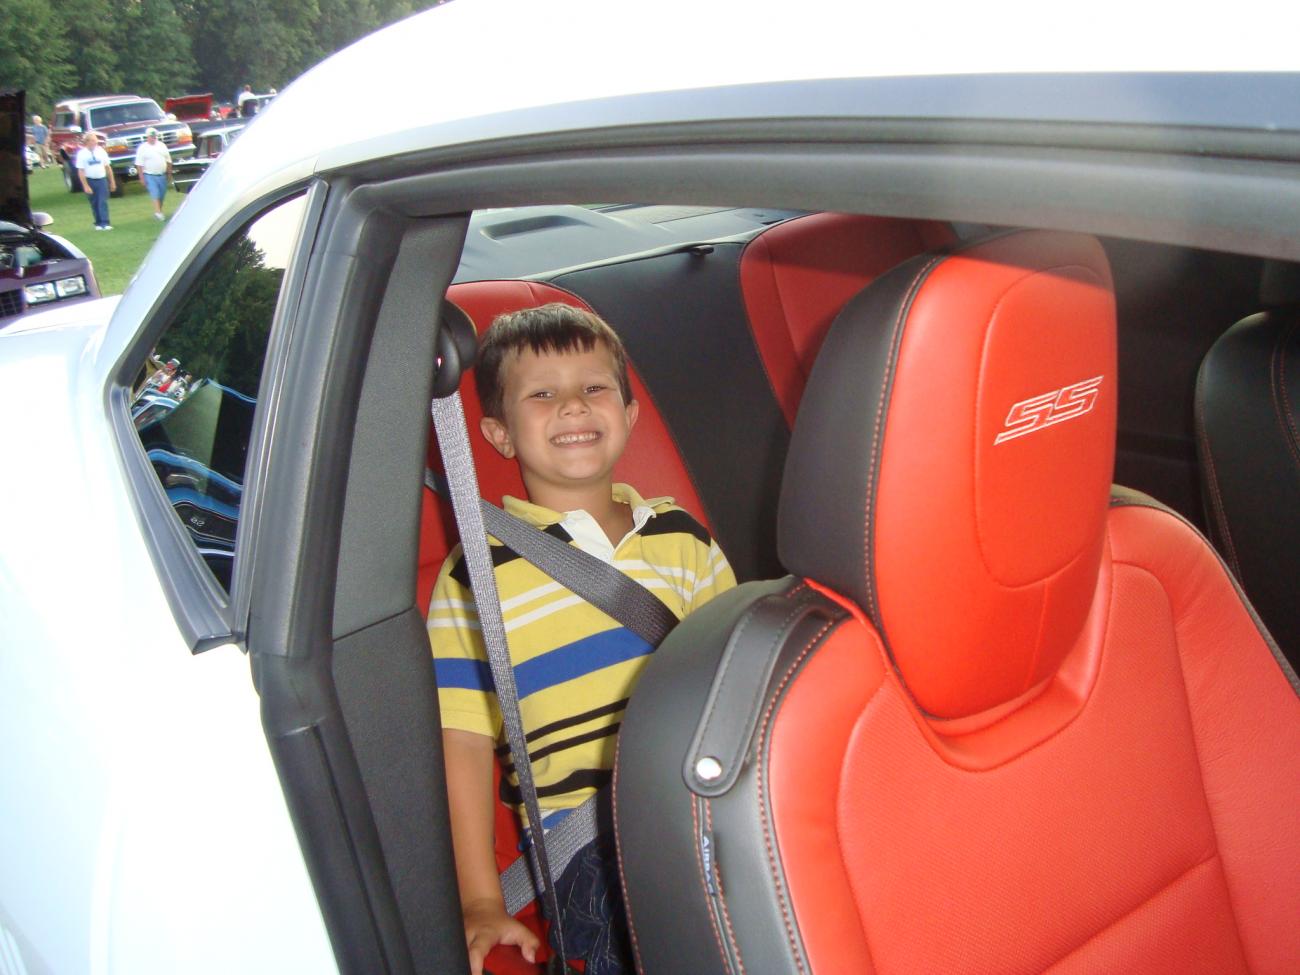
[1105,551,1255,970]
[690,795,735,972]
[755,616,838,975]
[1109,499,1300,694]
[863,257,943,621]
[706,799,746,973]
[1039,852,1224,972]
[610,736,646,974]
[697,599,811,743]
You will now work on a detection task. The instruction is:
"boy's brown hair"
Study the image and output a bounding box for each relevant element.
[474,302,634,419]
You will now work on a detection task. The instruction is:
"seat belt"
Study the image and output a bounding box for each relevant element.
[423,462,678,915]
[424,468,678,647]
[431,391,575,971]
[427,295,678,945]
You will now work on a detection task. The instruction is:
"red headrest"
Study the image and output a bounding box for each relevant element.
[740,213,954,426]
[779,231,1117,718]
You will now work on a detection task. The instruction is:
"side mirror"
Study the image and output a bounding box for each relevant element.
[31,212,53,229]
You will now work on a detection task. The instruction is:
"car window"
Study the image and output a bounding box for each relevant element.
[131,193,307,592]
[88,101,165,129]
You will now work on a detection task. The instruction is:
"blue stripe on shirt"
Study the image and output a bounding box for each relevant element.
[433,627,653,697]
[434,657,493,691]
[515,627,652,698]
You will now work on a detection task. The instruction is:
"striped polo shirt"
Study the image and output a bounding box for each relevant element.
[429,483,735,824]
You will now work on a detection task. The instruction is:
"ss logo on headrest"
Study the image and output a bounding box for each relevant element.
[995,376,1104,445]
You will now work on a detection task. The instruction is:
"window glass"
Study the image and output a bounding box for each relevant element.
[131,193,307,592]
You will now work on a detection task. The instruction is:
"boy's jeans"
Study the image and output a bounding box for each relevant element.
[545,830,634,975]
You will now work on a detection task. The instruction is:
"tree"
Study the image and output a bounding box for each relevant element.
[0,0,76,114]
[118,0,196,102]
[49,0,125,95]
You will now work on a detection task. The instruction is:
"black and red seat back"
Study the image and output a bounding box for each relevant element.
[1195,261,1300,671]
[614,230,1300,974]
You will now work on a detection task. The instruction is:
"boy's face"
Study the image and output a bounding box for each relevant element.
[481,342,638,501]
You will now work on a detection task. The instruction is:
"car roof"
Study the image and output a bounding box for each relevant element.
[106,0,1300,360]
[57,94,147,109]
[162,1,1300,207]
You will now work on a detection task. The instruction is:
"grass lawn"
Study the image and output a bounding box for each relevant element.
[28,165,177,297]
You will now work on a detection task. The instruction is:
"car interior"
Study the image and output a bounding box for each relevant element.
[121,124,1300,974]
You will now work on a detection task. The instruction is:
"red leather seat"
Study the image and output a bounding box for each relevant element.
[614,230,1300,974]
[738,212,953,426]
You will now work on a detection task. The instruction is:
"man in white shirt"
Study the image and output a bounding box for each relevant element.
[75,133,115,230]
[134,128,173,221]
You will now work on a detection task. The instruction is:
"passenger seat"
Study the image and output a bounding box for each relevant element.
[1195,260,1300,670]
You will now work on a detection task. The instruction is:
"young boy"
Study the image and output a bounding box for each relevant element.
[428,303,735,975]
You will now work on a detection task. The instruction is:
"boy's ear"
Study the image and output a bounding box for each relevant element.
[624,398,639,431]
[480,415,515,459]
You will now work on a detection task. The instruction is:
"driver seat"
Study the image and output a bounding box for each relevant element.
[613,229,1300,974]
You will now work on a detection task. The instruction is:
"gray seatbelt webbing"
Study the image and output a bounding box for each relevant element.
[424,467,678,647]
[430,392,570,965]
[499,792,601,916]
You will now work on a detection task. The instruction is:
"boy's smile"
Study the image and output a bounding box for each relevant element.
[481,343,638,509]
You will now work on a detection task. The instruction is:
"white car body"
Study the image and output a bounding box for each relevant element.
[1,2,1297,973]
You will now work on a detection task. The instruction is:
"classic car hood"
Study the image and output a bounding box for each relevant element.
[165,93,213,122]
[0,89,34,228]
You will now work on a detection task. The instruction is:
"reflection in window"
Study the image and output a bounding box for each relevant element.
[132,193,306,592]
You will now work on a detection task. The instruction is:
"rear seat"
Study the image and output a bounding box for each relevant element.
[417,280,711,613]
[738,212,954,425]
[420,214,953,972]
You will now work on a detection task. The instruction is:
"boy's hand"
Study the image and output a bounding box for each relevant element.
[461,896,540,975]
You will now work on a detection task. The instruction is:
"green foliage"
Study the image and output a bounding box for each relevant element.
[119,0,196,101]
[51,0,126,96]
[0,0,77,112]
[13,0,444,118]
[158,232,283,396]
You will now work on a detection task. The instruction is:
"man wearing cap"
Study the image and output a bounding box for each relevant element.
[134,128,173,222]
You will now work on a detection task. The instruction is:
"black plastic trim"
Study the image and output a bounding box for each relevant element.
[342,135,1300,264]
[106,180,319,653]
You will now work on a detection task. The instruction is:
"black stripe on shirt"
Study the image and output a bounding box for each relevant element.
[501,722,621,777]
[447,522,574,589]
[638,508,710,545]
[499,767,612,807]
[494,698,630,756]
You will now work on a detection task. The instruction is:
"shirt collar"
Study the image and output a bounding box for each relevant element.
[501,483,671,534]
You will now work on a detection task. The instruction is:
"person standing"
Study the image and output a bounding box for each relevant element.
[30,116,50,168]
[75,133,115,230]
[134,128,172,221]
[237,84,255,117]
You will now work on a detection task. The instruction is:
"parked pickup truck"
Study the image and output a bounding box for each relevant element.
[51,94,194,196]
